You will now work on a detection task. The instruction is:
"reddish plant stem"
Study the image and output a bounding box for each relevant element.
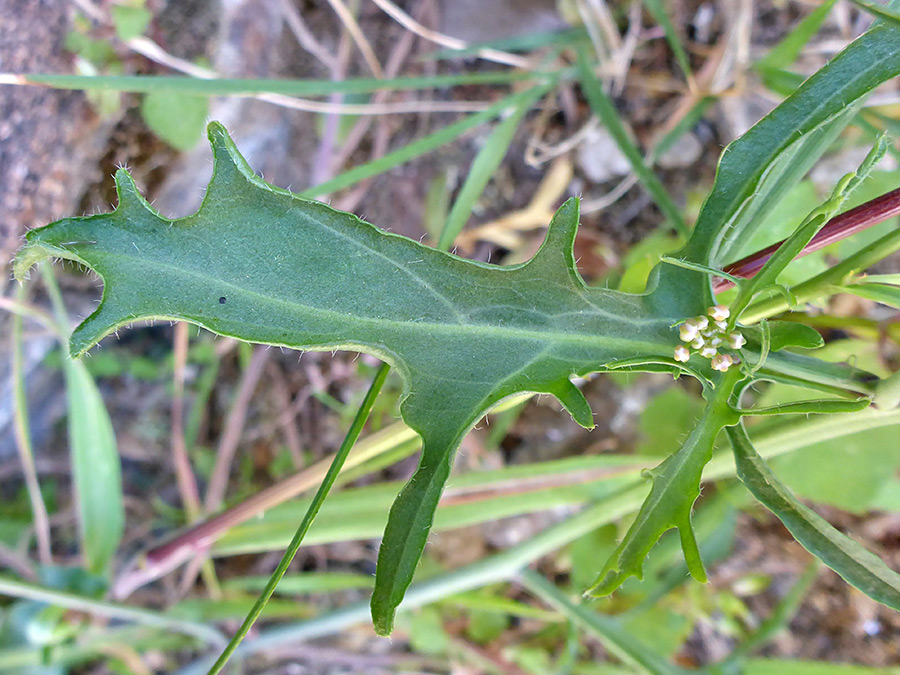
[712,186,900,293]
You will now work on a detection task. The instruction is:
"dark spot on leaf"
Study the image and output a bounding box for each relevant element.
[219,296,227,304]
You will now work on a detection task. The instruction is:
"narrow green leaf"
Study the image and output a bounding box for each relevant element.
[42,267,123,578]
[0,575,224,646]
[63,360,124,576]
[208,364,388,674]
[738,397,870,416]
[842,281,900,309]
[856,273,900,286]
[575,48,688,237]
[640,0,693,81]
[300,85,553,198]
[755,0,837,73]
[727,421,900,613]
[437,86,545,250]
[521,570,688,675]
[743,320,824,352]
[19,70,546,97]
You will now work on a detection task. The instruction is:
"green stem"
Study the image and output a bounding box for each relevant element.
[206,362,390,675]
[0,575,225,646]
[10,282,52,565]
[740,225,900,324]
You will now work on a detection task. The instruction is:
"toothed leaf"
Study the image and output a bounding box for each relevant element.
[15,122,706,635]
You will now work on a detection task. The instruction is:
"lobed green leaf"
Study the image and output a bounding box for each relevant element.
[586,369,742,596]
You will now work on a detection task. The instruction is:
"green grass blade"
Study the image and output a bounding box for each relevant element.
[841,281,900,309]
[437,85,548,250]
[575,48,688,237]
[640,0,693,81]
[727,421,900,612]
[521,569,688,675]
[755,0,837,73]
[0,575,225,646]
[10,282,53,564]
[206,362,389,675]
[300,84,555,198]
[41,265,123,577]
[738,398,871,416]
[15,70,546,97]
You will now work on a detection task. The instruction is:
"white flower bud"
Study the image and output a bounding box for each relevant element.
[708,336,723,348]
[673,345,690,362]
[700,346,718,359]
[691,337,705,350]
[685,316,709,331]
[679,323,699,342]
[708,305,730,321]
[711,354,734,372]
[715,320,728,332]
[727,332,746,349]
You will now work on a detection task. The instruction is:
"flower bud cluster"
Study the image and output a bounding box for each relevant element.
[673,305,745,372]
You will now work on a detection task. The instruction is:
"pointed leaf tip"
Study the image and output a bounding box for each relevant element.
[551,379,594,429]
[525,198,584,287]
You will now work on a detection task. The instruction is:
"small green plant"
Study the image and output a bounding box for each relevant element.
[8,3,900,673]
[15,10,900,657]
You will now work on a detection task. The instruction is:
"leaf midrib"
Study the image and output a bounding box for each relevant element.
[100,252,672,354]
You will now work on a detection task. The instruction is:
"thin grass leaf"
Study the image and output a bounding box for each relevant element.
[42,266,123,578]
[223,572,374,595]
[521,569,689,675]
[575,48,688,237]
[10,282,52,564]
[0,575,225,646]
[755,0,837,73]
[300,83,554,198]
[841,281,900,309]
[726,421,900,612]
[207,363,389,674]
[737,398,871,416]
[14,70,547,97]
[437,86,545,250]
[640,0,693,81]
